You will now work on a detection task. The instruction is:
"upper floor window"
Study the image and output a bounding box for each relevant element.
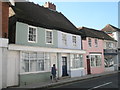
[106,42,113,48]
[88,38,92,47]
[62,33,67,46]
[95,39,98,47]
[28,26,37,43]
[72,36,77,46]
[46,30,53,44]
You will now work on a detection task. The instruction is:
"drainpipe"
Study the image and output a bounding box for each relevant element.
[57,53,60,79]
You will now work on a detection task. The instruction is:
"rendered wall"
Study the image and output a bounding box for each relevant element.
[20,72,51,86]
[82,37,104,74]
[0,38,8,89]
[57,31,81,50]
[16,22,58,48]
[7,51,19,87]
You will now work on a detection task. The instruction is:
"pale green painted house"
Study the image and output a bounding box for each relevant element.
[8,2,86,87]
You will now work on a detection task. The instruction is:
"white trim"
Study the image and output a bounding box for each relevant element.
[89,54,102,55]
[0,38,8,48]
[28,25,37,43]
[45,29,53,44]
[89,54,102,67]
[8,44,86,54]
[71,67,84,70]
[20,71,50,75]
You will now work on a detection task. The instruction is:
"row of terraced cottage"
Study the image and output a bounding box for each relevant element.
[0,1,120,89]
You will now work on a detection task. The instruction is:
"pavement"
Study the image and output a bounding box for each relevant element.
[4,71,119,90]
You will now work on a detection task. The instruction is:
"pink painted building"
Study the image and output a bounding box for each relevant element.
[82,37,104,74]
[78,27,115,75]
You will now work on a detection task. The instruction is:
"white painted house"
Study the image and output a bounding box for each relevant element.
[7,2,86,87]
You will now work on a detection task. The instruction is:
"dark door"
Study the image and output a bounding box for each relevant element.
[87,59,91,74]
[62,57,68,76]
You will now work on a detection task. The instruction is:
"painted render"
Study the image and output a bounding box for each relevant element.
[57,31,81,50]
[7,44,86,86]
[103,40,118,71]
[82,37,104,74]
[0,38,8,89]
[16,22,58,48]
[7,12,86,87]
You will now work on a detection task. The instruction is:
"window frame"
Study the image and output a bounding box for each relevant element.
[95,39,98,47]
[70,54,83,69]
[45,29,53,44]
[72,35,77,47]
[88,38,92,47]
[28,25,37,43]
[90,54,102,67]
[20,52,51,74]
[62,33,67,46]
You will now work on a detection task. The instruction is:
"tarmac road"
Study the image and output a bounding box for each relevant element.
[49,72,119,89]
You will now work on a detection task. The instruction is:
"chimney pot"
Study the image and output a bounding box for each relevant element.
[44,2,56,11]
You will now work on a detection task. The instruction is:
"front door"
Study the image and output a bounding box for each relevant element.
[62,57,68,76]
[87,59,91,74]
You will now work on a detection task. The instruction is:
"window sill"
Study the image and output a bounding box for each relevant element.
[28,41,37,43]
[91,66,102,68]
[71,67,84,70]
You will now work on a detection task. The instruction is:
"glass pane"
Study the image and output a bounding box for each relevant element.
[37,52,44,58]
[37,60,44,71]
[30,60,37,72]
[24,60,29,72]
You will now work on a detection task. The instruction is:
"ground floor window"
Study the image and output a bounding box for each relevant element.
[90,54,102,67]
[70,54,83,69]
[21,52,50,73]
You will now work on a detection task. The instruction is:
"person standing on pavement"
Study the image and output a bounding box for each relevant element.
[51,64,57,82]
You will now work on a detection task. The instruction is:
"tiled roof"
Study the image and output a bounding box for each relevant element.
[10,2,83,35]
[102,24,120,32]
[78,27,115,41]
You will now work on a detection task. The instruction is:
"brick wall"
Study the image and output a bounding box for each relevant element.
[1,2,9,38]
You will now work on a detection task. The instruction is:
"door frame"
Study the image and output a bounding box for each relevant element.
[62,56,68,76]
[86,55,91,74]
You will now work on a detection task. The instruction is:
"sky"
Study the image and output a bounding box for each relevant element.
[29,0,118,30]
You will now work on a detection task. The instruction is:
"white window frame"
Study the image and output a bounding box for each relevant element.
[90,54,102,67]
[72,35,77,47]
[20,52,51,74]
[28,25,37,43]
[95,39,98,47]
[45,29,53,44]
[88,38,92,47]
[70,54,83,69]
[62,33,67,46]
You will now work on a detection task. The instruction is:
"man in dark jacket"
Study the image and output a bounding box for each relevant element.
[51,64,57,82]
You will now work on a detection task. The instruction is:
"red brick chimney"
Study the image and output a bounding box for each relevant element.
[0,2,9,38]
[44,2,56,11]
